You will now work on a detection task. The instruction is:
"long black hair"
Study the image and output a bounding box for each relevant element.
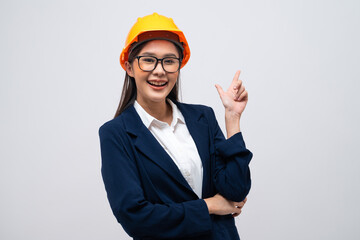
[113,41,182,118]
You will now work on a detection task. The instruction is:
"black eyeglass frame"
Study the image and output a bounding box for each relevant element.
[135,56,182,73]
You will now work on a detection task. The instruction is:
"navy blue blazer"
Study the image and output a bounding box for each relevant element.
[99,101,252,240]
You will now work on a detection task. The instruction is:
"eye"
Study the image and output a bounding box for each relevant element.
[163,58,177,65]
[141,57,156,63]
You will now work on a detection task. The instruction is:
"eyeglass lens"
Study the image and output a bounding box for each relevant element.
[138,56,180,73]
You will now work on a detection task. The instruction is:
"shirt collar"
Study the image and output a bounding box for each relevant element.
[168,99,185,127]
[134,99,185,129]
[133,100,154,129]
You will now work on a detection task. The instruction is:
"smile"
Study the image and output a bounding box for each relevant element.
[147,81,168,87]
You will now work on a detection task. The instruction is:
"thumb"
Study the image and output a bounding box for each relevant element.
[215,84,225,98]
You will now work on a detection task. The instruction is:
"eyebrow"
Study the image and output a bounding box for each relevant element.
[140,52,179,58]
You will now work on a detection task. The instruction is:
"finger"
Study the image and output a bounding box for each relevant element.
[234,201,241,207]
[234,202,244,209]
[237,202,245,208]
[215,84,226,101]
[243,197,247,204]
[234,85,245,100]
[239,84,245,94]
[232,70,241,85]
[233,79,243,90]
[232,207,242,217]
[236,90,248,102]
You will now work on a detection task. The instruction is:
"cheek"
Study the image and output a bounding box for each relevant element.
[134,69,150,81]
[169,73,179,83]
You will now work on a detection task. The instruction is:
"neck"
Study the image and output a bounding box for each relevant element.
[136,98,173,125]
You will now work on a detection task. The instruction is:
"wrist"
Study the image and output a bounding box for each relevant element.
[225,111,241,138]
[204,198,214,214]
[225,110,241,120]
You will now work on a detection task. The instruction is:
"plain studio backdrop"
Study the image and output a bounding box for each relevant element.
[1,0,359,239]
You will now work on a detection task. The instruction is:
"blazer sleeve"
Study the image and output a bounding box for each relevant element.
[206,107,253,202]
[99,124,212,239]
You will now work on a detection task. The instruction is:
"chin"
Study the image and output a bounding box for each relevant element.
[148,94,169,103]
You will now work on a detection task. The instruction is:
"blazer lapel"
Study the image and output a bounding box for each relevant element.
[122,106,195,194]
[176,102,212,198]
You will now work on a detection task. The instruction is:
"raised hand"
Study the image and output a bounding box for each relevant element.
[215,70,248,117]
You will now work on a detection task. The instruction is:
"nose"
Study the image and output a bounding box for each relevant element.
[152,60,166,76]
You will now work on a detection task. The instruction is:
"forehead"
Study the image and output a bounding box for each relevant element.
[138,40,179,57]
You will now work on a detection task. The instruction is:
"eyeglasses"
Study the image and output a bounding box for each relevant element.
[135,56,181,73]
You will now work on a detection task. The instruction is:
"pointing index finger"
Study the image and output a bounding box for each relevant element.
[232,70,241,85]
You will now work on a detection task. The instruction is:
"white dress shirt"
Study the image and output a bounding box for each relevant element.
[134,99,203,198]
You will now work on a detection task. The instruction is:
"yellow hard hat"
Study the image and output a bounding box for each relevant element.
[119,13,190,70]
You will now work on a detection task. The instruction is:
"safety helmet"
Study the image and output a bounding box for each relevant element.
[119,13,190,70]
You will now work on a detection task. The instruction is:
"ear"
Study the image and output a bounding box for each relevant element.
[125,61,134,77]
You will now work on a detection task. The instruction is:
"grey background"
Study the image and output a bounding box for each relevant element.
[1,0,359,239]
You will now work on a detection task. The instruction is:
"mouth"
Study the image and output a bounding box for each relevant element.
[147,80,168,87]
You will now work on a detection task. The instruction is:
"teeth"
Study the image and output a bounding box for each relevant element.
[148,81,167,86]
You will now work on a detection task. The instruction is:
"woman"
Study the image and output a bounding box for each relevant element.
[99,13,252,240]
